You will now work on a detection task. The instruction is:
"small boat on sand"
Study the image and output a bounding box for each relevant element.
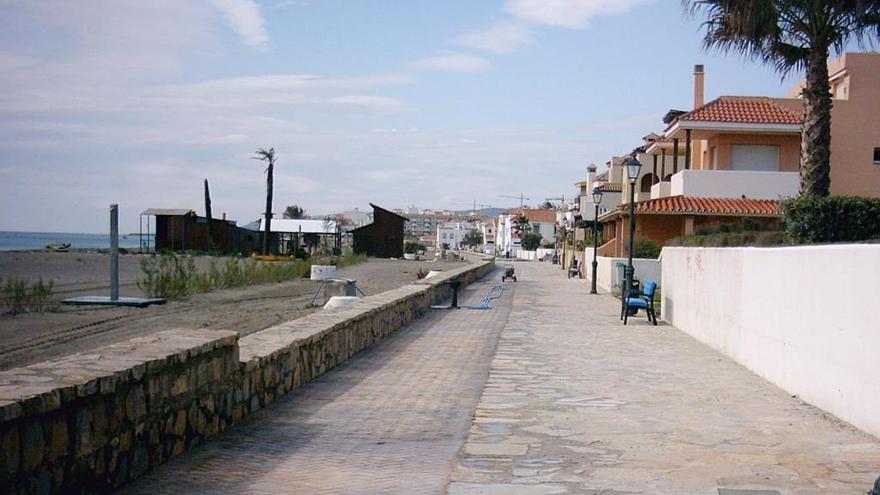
[45,242,71,252]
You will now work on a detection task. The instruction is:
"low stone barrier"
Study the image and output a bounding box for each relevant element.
[0,330,239,494]
[0,258,494,494]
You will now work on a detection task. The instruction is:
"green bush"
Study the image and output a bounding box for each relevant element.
[521,232,543,251]
[782,195,880,243]
[632,238,661,259]
[665,231,788,248]
[1,276,56,315]
[404,241,426,254]
[138,253,317,299]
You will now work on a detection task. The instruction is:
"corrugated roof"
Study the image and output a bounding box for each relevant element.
[609,195,781,217]
[257,218,339,234]
[677,96,802,125]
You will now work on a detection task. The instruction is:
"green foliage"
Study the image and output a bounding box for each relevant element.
[520,232,542,251]
[782,195,880,243]
[138,253,314,299]
[463,229,483,248]
[666,231,788,248]
[330,253,368,267]
[283,205,306,219]
[2,276,56,316]
[632,238,661,259]
[513,214,532,235]
[404,241,426,254]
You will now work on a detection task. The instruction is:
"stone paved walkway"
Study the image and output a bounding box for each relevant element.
[121,276,512,495]
[119,262,880,494]
[447,262,880,494]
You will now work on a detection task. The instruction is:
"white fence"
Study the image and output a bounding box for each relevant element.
[591,255,661,294]
[661,245,880,438]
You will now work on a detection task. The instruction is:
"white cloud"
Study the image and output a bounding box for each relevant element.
[209,0,269,48]
[503,0,653,28]
[454,21,533,53]
[413,53,490,72]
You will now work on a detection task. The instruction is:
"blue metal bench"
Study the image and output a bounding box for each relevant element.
[623,279,658,325]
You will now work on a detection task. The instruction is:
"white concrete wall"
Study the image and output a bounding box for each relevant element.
[651,181,671,199]
[669,170,798,199]
[593,255,661,294]
[661,245,880,438]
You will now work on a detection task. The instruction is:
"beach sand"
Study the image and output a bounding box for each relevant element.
[0,251,467,370]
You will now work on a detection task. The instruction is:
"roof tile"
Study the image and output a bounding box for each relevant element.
[678,96,802,125]
[616,195,781,217]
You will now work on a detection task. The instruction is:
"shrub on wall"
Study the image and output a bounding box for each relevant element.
[782,195,880,243]
[520,232,543,251]
[632,238,661,259]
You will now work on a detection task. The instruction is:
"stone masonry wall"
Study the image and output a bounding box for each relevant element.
[0,330,239,494]
[0,258,494,494]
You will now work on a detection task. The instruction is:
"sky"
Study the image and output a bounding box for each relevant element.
[0,0,808,234]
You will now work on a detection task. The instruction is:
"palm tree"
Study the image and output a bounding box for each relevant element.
[685,0,880,196]
[253,147,276,254]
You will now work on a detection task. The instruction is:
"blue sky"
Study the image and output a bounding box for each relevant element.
[0,0,807,233]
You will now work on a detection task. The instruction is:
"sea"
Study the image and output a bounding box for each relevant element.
[0,231,148,251]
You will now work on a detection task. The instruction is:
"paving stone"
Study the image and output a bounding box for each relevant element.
[120,277,510,495]
[448,262,880,495]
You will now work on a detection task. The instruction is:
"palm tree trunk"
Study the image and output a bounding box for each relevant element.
[799,48,833,197]
[263,162,274,254]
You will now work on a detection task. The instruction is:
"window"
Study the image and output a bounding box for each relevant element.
[730,144,779,171]
[874,147,880,164]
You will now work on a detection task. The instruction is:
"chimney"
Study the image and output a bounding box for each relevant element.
[222,212,226,220]
[694,64,705,109]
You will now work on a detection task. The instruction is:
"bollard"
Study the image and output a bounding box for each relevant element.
[449,280,461,308]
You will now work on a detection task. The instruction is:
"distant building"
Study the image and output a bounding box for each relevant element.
[338,208,373,228]
[352,204,408,258]
[436,220,480,250]
[494,208,557,256]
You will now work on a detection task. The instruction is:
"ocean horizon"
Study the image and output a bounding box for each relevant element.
[0,231,148,251]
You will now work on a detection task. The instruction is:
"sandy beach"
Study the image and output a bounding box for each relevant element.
[0,251,466,370]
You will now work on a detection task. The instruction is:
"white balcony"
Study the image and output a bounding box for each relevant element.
[651,181,671,199]
[667,170,799,200]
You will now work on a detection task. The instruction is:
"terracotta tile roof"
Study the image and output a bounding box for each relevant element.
[614,195,781,217]
[677,96,802,125]
[522,208,557,223]
[595,171,608,181]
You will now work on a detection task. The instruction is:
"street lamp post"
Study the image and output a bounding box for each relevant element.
[590,188,603,294]
[623,155,642,306]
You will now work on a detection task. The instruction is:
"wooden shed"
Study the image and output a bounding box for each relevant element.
[351,203,408,258]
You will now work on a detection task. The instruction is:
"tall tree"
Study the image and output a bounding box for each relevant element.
[204,179,214,251]
[512,214,532,235]
[253,148,276,254]
[283,205,306,219]
[685,0,880,196]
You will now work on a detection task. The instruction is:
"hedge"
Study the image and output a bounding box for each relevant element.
[782,195,880,243]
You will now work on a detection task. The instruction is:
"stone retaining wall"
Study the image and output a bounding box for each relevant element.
[0,259,494,493]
